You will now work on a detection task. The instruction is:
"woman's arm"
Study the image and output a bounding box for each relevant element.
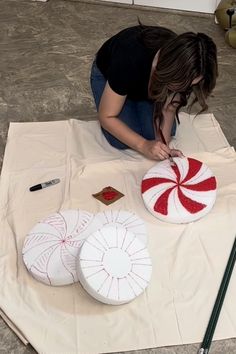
[98,82,146,152]
[160,103,176,144]
[157,92,180,143]
[98,82,171,160]
[158,93,184,157]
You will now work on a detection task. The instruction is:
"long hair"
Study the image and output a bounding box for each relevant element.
[139,23,218,126]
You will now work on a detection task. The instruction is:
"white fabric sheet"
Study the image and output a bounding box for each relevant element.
[0,112,236,354]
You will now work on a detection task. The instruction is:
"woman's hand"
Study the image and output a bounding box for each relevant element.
[139,140,184,161]
[139,140,172,160]
[170,148,184,158]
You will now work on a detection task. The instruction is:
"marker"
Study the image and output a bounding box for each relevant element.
[29,178,60,192]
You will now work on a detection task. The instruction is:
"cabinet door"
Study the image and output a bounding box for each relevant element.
[134,0,218,14]
[99,0,132,4]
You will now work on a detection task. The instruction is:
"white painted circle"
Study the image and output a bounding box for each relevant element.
[22,209,99,286]
[103,248,131,278]
[77,226,152,305]
[94,209,148,245]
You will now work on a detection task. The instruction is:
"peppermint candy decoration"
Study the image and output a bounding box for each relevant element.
[141,157,217,224]
[77,226,152,305]
[22,209,99,286]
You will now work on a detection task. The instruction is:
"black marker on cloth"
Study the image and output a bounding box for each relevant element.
[29,178,60,192]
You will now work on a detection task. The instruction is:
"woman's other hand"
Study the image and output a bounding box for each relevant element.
[139,140,171,160]
[170,148,184,158]
[139,140,184,161]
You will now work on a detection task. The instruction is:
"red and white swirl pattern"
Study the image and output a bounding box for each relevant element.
[142,157,217,223]
[22,209,97,286]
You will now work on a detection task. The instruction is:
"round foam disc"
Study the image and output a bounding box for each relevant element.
[141,157,217,224]
[94,209,148,245]
[77,226,152,305]
[22,209,99,286]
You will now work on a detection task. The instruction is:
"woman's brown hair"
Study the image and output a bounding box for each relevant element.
[139,23,218,126]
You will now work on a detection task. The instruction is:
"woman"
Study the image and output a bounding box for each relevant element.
[90,23,218,160]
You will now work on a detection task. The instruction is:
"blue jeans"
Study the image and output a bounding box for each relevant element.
[90,60,176,150]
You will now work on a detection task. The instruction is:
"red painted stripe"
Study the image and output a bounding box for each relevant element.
[141,177,175,193]
[153,186,175,215]
[181,158,202,184]
[182,176,216,191]
[171,164,181,183]
[178,187,206,213]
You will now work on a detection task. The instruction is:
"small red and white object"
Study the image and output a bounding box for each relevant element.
[92,186,124,205]
[94,209,148,245]
[77,226,152,305]
[22,209,101,286]
[141,157,217,224]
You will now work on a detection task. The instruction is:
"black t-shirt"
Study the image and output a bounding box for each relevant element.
[96,25,176,101]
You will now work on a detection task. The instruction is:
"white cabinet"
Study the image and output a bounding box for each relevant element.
[99,0,132,4]
[134,0,219,14]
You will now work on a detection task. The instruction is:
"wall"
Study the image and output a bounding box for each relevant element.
[99,0,222,13]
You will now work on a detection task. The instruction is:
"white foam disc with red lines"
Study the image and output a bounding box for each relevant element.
[94,210,148,245]
[77,226,152,305]
[141,157,217,224]
[22,209,100,286]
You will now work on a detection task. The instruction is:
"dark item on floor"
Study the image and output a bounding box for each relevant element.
[198,236,236,354]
